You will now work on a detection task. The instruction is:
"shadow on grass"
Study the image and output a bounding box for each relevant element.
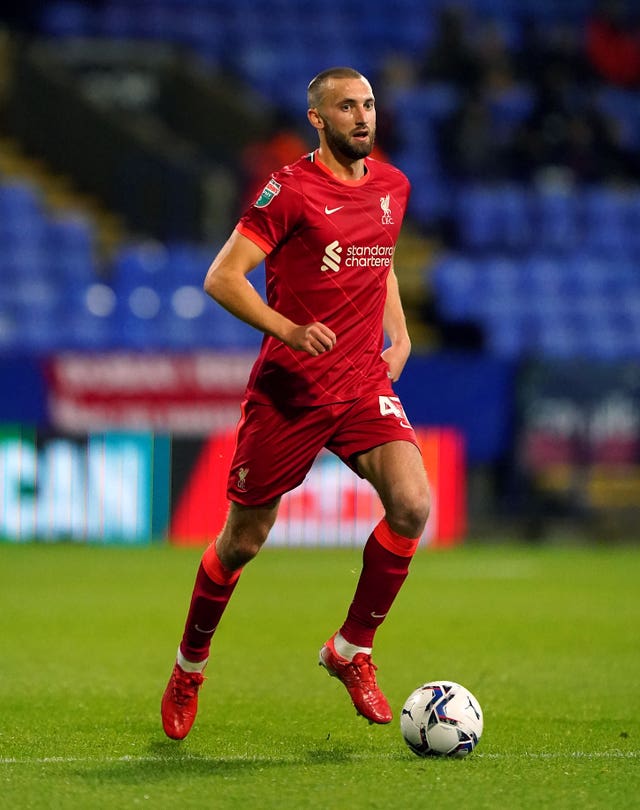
[67,737,407,784]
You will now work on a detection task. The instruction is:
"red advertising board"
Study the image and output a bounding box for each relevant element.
[170,428,466,548]
[46,352,254,434]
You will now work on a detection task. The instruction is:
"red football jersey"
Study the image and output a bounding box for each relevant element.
[236,151,410,406]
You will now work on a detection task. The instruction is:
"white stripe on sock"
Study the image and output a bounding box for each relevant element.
[177,647,208,673]
[334,632,372,661]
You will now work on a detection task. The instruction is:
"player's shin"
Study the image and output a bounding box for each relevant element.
[178,543,243,666]
[339,518,420,650]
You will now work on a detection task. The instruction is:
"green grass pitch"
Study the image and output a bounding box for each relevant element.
[1,541,639,809]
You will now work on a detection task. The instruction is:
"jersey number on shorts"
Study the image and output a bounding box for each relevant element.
[378,395,412,429]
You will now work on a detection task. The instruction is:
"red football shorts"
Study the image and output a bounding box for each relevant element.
[226,389,420,506]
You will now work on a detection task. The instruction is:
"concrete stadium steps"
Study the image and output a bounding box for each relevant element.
[0,135,126,260]
[394,226,438,350]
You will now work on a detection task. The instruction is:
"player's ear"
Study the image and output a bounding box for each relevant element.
[307,107,324,131]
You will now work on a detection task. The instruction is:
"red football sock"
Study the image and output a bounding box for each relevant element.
[339,520,419,649]
[178,544,242,663]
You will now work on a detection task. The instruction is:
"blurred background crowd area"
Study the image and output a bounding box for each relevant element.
[1,0,640,539]
[0,0,640,358]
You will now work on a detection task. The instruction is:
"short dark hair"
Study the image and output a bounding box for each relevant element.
[307,67,366,109]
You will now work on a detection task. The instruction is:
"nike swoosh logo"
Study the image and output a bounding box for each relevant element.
[370,611,387,619]
[324,205,344,215]
[194,624,216,634]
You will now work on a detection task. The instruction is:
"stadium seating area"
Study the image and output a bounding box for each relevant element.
[430,182,640,357]
[36,0,600,119]
[1,0,638,360]
[432,251,640,358]
[0,178,262,353]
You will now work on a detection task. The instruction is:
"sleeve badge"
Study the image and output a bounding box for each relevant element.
[254,178,282,208]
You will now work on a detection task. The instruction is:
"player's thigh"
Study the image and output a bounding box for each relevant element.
[227,400,332,505]
[326,390,429,510]
[357,440,431,527]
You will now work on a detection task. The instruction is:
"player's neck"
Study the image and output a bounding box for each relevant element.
[315,147,367,181]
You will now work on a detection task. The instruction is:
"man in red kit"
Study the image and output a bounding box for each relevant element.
[161,66,430,739]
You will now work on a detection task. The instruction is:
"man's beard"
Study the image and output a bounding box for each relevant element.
[323,118,375,160]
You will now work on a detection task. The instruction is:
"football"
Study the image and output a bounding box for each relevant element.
[400,680,483,757]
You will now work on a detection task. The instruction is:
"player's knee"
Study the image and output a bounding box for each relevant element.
[229,542,260,568]
[391,509,428,542]
[218,522,271,569]
[218,502,278,568]
[219,532,262,569]
[387,488,430,540]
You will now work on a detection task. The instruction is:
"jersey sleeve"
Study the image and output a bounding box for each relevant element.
[236,168,304,255]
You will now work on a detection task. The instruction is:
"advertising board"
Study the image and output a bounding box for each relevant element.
[0,427,170,543]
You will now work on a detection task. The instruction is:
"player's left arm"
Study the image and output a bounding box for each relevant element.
[381,264,411,382]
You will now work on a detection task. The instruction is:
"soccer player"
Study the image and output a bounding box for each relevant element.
[161,66,431,739]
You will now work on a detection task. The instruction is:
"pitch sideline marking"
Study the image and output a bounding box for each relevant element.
[0,750,638,765]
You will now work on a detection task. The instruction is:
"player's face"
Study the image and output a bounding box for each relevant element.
[316,77,376,160]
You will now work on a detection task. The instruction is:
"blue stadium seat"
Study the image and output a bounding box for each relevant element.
[64,282,120,350]
[38,1,93,37]
[164,242,210,284]
[0,307,20,354]
[0,216,48,248]
[580,321,626,360]
[474,256,516,293]
[533,188,580,252]
[207,310,261,350]
[388,84,461,124]
[160,300,260,351]
[623,190,640,253]
[581,187,630,255]
[96,3,138,38]
[534,324,581,359]
[595,87,640,149]
[394,123,441,174]
[19,307,70,353]
[47,213,94,252]
[15,279,61,316]
[484,319,523,358]
[0,181,44,222]
[484,303,543,358]
[494,186,532,250]
[407,171,450,223]
[47,214,97,282]
[431,254,479,319]
[170,8,225,63]
[479,297,535,358]
[454,186,499,251]
[455,185,532,251]
[111,242,169,293]
[487,84,534,139]
[0,245,51,282]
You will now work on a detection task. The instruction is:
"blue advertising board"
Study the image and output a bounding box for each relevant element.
[396,353,516,463]
[0,427,170,543]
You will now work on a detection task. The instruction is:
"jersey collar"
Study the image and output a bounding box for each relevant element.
[309,149,371,186]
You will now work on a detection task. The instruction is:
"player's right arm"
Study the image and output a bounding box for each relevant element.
[204,229,336,356]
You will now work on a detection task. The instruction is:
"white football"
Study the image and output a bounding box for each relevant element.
[400,680,483,757]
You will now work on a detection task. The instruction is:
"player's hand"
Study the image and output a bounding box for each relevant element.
[381,339,411,382]
[285,322,337,356]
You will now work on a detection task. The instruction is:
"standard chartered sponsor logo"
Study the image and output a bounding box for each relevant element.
[321,240,342,272]
[321,242,394,272]
[345,245,394,268]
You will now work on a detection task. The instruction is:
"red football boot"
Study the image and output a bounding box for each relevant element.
[161,662,205,740]
[319,634,392,724]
